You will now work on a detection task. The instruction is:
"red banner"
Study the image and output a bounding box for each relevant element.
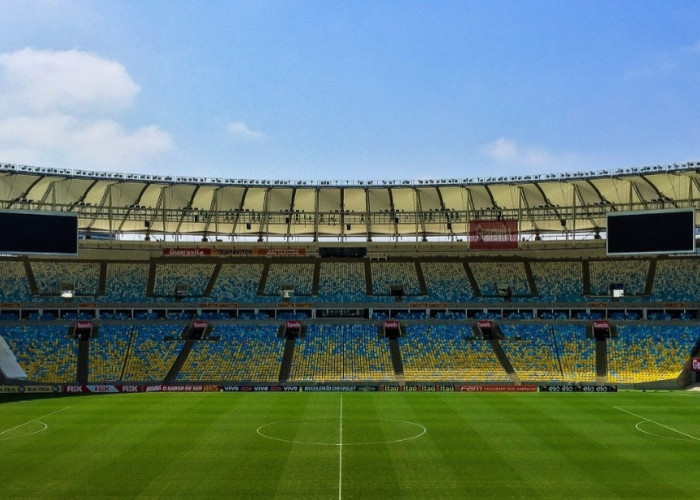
[162,247,212,257]
[193,320,208,329]
[469,219,518,250]
[384,320,399,329]
[477,320,493,329]
[692,358,700,372]
[592,321,609,330]
[286,321,301,329]
[458,385,537,392]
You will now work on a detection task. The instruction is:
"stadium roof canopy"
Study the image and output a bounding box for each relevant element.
[1,161,699,242]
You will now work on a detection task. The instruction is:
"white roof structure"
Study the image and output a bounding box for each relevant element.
[1,161,699,241]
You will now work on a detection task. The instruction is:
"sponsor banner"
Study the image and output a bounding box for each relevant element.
[459,385,537,392]
[539,385,618,393]
[477,320,493,329]
[403,385,423,392]
[64,385,88,393]
[85,385,119,393]
[592,321,609,330]
[440,386,455,392]
[117,385,142,393]
[664,302,686,308]
[0,302,20,309]
[23,385,58,393]
[405,303,448,309]
[0,385,20,393]
[193,320,208,329]
[469,219,518,250]
[76,321,93,330]
[259,248,305,257]
[145,385,162,392]
[691,358,700,372]
[356,386,379,392]
[302,386,357,392]
[199,303,238,309]
[76,303,97,309]
[285,321,301,329]
[162,247,213,257]
[383,320,400,329]
[160,385,205,392]
[277,302,312,309]
[382,385,401,392]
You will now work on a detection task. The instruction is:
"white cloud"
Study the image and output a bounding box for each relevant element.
[0,114,173,171]
[0,48,172,171]
[481,137,575,168]
[228,121,265,140]
[0,48,140,114]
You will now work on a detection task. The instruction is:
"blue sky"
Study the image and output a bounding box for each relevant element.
[0,1,699,181]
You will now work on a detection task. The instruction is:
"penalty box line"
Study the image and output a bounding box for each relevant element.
[0,406,71,436]
[613,406,700,442]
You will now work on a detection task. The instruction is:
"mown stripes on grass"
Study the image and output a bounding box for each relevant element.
[0,391,698,498]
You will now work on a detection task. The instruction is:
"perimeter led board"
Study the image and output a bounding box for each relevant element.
[606,209,695,255]
[0,210,78,255]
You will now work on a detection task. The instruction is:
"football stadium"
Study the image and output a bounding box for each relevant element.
[0,161,699,498]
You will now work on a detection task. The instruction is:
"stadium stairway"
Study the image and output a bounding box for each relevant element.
[462,262,481,296]
[595,339,607,384]
[278,337,296,382]
[644,259,657,295]
[77,336,89,385]
[23,257,39,295]
[164,339,194,383]
[204,263,222,297]
[388,338,404,378]
[489,339,520,384]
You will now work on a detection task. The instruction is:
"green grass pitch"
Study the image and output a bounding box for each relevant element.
[1,391,698,499]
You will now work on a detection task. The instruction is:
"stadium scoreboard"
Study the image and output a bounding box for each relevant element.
[0,209,78,255]
[606,208,695,255]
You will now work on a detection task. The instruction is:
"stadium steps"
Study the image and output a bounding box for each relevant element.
[582,260,591,295]
[164,340,195,383]
[548,326,565,379]
[204,263,222,297]
[414,260,428,296]
[488,338,519,384]
[258,262,270,295]
[77,335,89,385]
[645,259,657,295]
[119,326,136,382]
[364,261,373,295]
[388,338,404,376]
[312,261,320,295]
[97,262,107,296]
[23,256,39,295]
[146,261,157,296]
[595,339,607,382]
[278,337,296,382]
[524,262,538,297]
[462,262,481,296]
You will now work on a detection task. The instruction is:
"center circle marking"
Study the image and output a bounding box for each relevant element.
[257,417,426,446]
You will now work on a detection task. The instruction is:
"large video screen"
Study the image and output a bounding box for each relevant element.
[0,210,78,255]
[606,209,695,255]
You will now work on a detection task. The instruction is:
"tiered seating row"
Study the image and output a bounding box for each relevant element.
[399,324,507,381]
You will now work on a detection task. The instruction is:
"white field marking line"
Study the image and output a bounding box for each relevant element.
[338,394,343,500]
[0,406,70,440]
[614,406,700,442]
[256,417,427,446]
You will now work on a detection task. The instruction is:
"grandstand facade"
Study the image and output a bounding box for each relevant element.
[1,161,700,391]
